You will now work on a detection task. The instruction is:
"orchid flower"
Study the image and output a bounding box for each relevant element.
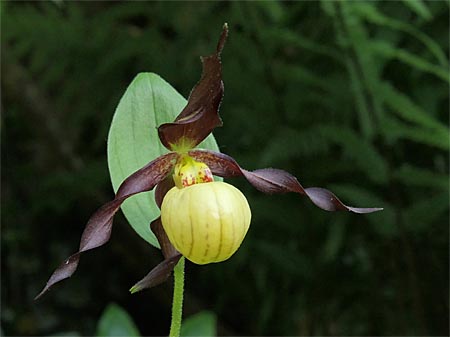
[35,24,382,301]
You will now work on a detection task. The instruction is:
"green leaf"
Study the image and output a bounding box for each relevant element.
[354,2,447,66]
[260,126,330,166]
[401,0,432,20]
[320,125,389,184]
[255,1,285,23]
[393,164,449,190]
[107,73,220,247]
[262,124,388,184]
[345,56,375,140]
[380,115,449,150]
[180,311,217,337]
[321,215,348,262]
[380,82,449,134]
[253,240,312,278]
[96,303,141,337]
[275,64,331,91]
[339,1,384,123]
[403,191,449,233]
[264,27,343,63]
[369,40,449,82]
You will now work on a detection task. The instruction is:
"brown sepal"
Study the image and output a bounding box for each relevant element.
[129,254,182,294]
[154,175,175,209]
[150,217,179,260]
[127,217,181,292]
[189,150,383,214]
[34,152,178,300]
[132,184,181,292]
[128,209,181,293]
[157,24,228,150]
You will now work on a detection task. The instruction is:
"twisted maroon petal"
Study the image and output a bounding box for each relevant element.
[189,149,383,214]
[35,152,179,300]
[154,175,175,209]
[157,24,228,150]
[129,254,182,294]
[150,217,179,260]
[128,217,182,293]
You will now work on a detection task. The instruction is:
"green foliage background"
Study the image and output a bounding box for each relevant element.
[2,1,449,336]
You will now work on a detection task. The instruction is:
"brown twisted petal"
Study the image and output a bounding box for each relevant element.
[157,24,228,150]
[154,175,175,209]
[150,217,179,260]
[189,149,383,214]
[129,254,182,294]
[34,152,179,300]
[128,218,181,293]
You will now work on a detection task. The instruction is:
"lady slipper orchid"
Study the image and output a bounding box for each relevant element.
[35,24,382,300]
[162,155,251,265]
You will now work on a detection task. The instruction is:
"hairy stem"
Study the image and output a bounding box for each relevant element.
[169,257,185,337]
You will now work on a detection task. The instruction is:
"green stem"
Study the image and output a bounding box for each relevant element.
[169,257,185,337]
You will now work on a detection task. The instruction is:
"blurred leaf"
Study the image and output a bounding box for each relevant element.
[48,332,81,337]
[339,1,384,122]
[96,303,141,337]
[401,0,432,20]
[354,2,447,66]
[393,164,449,189]
[275,63,335,92]
[345,55,375,139]
[320,125,389,184]
[382,81,445,130]
[180,311,217,337]
[261,126,330,165]
[107,73,220,246]
[320,0,337,16]
[253,240,312,278]
[326,1,376,140]
[321,215,348,262]
[262,125,388,184]
[370,40,449,82]
[381,115,449,150]
[264,27,343,63]
[403,191,449,233]
[255,1,285,23]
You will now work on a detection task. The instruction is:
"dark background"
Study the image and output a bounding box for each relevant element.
[2,1,449,336]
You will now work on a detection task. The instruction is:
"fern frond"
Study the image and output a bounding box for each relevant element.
[401,0,432,20]
[319,125,389,184]
[354,2,447,66]
[370,40,449,82]
[393,164,449,190]
[381,115,449,150]
[380,82,449,132]
[403,191,449,233]
[264,27,344,64]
